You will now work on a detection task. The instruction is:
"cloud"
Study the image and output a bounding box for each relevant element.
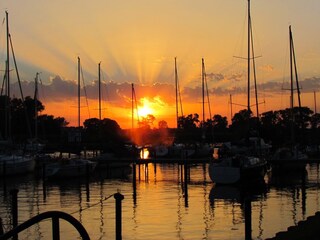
[227,73,244,82]
[8,75,320,112]
[299,77,320,92]
[206,73,224,81]
[259,64,274,72]
[9,76,177,108]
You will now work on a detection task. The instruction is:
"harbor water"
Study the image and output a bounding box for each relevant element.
[0,162,319,239]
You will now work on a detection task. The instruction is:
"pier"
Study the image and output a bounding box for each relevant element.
[266,211,320,240]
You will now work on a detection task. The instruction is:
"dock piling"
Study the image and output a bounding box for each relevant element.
[114,192,124,240]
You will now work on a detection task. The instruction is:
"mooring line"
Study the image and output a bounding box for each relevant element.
[70,193,116,215]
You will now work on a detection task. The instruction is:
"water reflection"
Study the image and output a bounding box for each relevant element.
[268,167,308,226]
[139,147,150,159]
[209,182,268,240]
[209,183,268,205]
[0,163,319,239]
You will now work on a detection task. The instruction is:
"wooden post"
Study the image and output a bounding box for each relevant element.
[132,163,137,206]
[42,163,47,201]
[114,193,124,240]
[183,151,189,207]
[244,197,252,240]
[0,217,4,235]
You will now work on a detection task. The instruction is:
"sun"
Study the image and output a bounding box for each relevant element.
[138,98,154,118]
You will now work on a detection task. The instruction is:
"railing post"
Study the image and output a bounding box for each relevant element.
[52,216,60,240]
[114,193,124,240]
[10,189,18,240]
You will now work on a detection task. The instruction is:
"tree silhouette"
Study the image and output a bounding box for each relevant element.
[158,120,168,129]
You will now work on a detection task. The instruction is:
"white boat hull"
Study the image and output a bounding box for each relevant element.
[208,155,267,185]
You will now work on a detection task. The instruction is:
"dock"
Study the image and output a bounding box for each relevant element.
[266,211,320,240]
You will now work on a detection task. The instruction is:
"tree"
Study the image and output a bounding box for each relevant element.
[229,109,252,140]
[175,114,201,143]
[9,96,45,141]
[158,120,168,129]
[138,114,156,129]
[310,113,320,129]
[178,114,200,130]
[212,114,228,130]
[83,117,126,148]
[37,114,68,143]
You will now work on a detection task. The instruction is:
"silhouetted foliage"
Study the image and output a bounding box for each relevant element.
[259,106,316,148]
[175,114,201,143]
[83,117,128,150]
[2,94,319,151]
[0,95,68,144]
[229,109,253,141]
[38,114,68,143]
[138,114,156,129]
[158,120,168,129]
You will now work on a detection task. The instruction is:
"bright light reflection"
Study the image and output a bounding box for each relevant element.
[140,148,150,159]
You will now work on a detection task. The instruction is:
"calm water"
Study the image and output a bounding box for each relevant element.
[0,163,320,240]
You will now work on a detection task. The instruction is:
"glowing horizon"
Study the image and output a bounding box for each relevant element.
[1,1,320,129]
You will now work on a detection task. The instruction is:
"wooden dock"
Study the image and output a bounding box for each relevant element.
[266,211,320,240]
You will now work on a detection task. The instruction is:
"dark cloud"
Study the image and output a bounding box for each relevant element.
[9,76,177,108]
[8,75,320,109]
[228,73,244,82]
[206,73,224,81]
[256,77,320,95]
[299,77,320,92]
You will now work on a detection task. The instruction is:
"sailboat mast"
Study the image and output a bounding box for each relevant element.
[289,25,295,145]
[229,94,233,120]
[98,62,101,120]
[78,56,81,128]
[131,83,134,131]
[5,11,11,140]
[6,11,9,100]
[202,58,205,125]
[175,57,179,128]
[290,27,302,109]
[250,17,259,118]
[289,26,294,110]
[247,0,251,112]
[34,72,39,140]
[314,91,317,114]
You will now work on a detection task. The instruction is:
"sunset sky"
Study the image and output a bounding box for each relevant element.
[1,0,320,129]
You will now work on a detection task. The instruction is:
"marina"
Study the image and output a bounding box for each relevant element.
[1,1,320,239]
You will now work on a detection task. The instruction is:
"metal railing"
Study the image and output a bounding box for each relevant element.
[0,190,124,240]
[0,211,90,240]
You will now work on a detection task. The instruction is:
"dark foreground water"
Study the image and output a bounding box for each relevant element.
[0,163,319,240]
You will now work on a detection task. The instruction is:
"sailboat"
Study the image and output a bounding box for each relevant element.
[0,11,36,176]
[195,58,212,158]
[25,72,46,153]
[271,25,308,171]
[208,0,267,184]
[44,57,97,178]
[168,57,195,159]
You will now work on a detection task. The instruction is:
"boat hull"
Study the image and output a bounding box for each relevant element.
[45,159,97,178]
[208,156,267,185]
[0,155,35,176]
